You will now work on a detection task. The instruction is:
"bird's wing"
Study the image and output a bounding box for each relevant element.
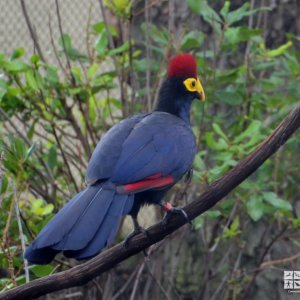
[110,112,196,191]
[85,113,148,184]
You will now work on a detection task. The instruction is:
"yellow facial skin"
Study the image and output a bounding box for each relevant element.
[183,77,205,101]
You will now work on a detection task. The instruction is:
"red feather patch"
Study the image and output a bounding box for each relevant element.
[116,174,175,194]
[168,53,197,78]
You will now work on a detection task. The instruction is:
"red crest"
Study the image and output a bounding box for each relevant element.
[168,53,197,78]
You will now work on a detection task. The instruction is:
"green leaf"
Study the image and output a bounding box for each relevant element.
[215,90,243,106]
[14,138,27,160]
[140,24,169,46]
[89,96,97,123]
[234,120,261,143]
[193,153,205,171]
[27,119,37,140]
[239,27,261,41]
[25,71,39,91]
[212,123,228,141]
[45,66,59,86]
[92,22,106,33]
[59,33,72,53]
[223,216,241,238]
[226,2,250,25]
[104,0,132,18]
[10,48,25,60]
[246,196,265,221]
[93,22,117,37]
[187,0,222,33]
[4,61,29,73]
[0,79,8,99]
[108,41,129,56]
[71,67,83,83]
[205,132,228,150]
[266,41,293,58]
[25,143,37,161]
[0,175,8,194]
[204,210,221,219]
[95,30,108,56]
[58,34,87,61]
[30,265,54,277]
[109,98,122,109]
[224,27,240,45]
[47,146,57,170]
[193,216,204,230]
[40,203,54,215]
[263,192,292,211]
[181,31,204,50]
[231,217,240,231]
[92,71,115,86]
[31,198,43,214]
[31,54,40,64]
[87,63,99,79]
[243,133,263,150]
[220,1,230,17]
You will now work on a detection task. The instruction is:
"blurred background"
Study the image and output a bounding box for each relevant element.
[0,0,300,299]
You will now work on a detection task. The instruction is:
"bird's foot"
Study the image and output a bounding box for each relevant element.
[161,202,191,228]
[123,225,150,249]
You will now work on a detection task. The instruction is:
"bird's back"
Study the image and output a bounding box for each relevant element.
[86,111,196,186]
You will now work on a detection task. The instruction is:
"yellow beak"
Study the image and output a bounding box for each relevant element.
[196,77,205,101]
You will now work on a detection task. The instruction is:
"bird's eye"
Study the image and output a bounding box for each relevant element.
[183,77,199,93]
[190,80,196,88]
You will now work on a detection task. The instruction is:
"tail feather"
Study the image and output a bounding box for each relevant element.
[32,187,100,249]
[53,186,114,251]
[65,194,134,260]
[25,181,133,264]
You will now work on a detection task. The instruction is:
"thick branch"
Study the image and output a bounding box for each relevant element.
[2,105,300,300]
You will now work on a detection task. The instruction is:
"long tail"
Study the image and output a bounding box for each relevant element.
[25,182,133,264]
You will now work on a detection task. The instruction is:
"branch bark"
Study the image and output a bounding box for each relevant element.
[2,105,300,300]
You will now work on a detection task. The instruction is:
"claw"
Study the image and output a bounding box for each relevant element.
[123,217,151,248]
[161,202,191,228]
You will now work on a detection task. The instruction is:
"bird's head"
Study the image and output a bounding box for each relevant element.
[167,53,205,102]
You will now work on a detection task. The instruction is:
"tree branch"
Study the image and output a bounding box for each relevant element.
[19,0,46,63]
[2,105,300,300]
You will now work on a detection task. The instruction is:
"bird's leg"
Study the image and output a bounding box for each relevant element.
[160,202,191,228]
[123,216,150,248]
[184,167,193,183]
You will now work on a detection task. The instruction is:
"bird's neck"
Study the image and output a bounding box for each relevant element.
[155,99,192,124]
[154,78,193,125]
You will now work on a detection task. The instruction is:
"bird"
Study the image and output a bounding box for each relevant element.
[25,53,205,264]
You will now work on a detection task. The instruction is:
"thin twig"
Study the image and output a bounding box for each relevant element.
[54,0,92,157]
[243,0,256,126]
[52,127,79,192]
[19,0,46,62]
[129,260,146,300]
[55,0,73,78]
[48,14,69,78]
[168,0,175,38]
[127,5,137,113]
[145,261,171,300]
[111,266,138,300]
[13,181,30,283]
[145,0,152,111]
[98,0,128,117]
[260,251,300,269]
[243,224,289,298]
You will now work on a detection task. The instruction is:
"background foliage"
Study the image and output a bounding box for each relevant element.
[0,0,299,299]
